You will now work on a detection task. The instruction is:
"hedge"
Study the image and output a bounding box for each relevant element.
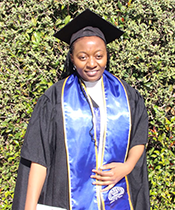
[0,0,174,209]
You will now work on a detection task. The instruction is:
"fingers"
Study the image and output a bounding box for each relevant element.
[92,180,112,186]
[91,173,113,182]
[91,178,115,192]
[92,169,114,177]
[91,168,117,188]
[91,174,119,187]
[101,184,114,192]
[91,163,124,191]
[100,163,116,170]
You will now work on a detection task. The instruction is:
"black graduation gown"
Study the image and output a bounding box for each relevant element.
[12,77,150,210]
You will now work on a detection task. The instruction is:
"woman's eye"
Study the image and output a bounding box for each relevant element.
[96,54,102,59]
[79,55,86,60]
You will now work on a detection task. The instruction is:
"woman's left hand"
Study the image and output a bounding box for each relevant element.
[90,162,131,192]
[90,145,145,192]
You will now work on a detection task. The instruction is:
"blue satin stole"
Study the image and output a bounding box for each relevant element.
[61,70,133,210]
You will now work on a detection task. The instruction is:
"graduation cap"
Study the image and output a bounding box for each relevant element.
[54,9,124,45]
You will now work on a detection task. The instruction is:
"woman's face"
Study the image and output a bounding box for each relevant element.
[71,36,107,82]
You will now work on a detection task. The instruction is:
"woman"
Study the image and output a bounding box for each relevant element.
[12,9,150,210]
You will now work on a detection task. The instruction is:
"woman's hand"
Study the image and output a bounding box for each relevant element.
[91,144,145,192]
[91,162,131,192]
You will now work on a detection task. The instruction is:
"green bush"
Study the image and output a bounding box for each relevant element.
[0,0,174,209]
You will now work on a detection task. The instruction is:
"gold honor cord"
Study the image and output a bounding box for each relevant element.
[100,76,106,210]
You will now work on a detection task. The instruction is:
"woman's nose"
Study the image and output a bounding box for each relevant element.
[87,57,97,69]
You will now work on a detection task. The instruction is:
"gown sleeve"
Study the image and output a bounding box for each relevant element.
[21,94,55,167]
[129,90,148,148]
[122,79,148,148]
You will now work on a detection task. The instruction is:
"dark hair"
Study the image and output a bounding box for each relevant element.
[61,42,110,79]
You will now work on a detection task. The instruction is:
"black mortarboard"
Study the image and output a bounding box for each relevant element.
[54,9,124,45]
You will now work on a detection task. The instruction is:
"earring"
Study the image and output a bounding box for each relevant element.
[73,65,76,71]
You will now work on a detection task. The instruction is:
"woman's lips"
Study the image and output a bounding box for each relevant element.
[85,70,99,77]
